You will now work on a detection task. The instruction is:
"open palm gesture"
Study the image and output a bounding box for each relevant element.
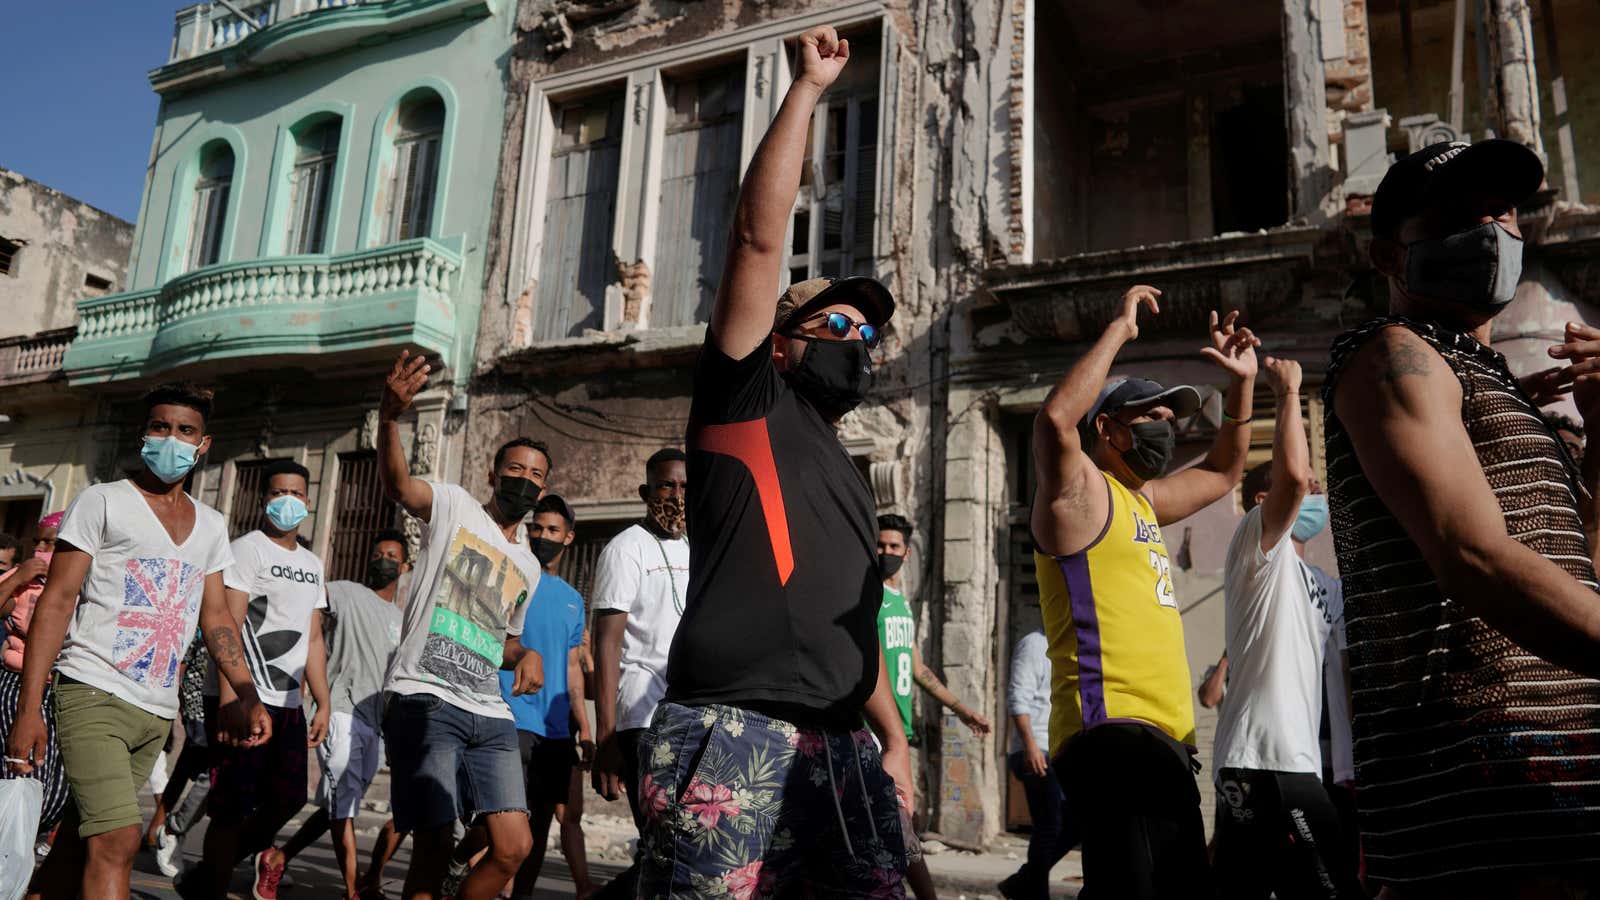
[1202,310,1259,382]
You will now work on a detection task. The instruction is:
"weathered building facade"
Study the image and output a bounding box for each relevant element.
[466,0,1600,845]
[0,170,134,534]
[58,0,517,579]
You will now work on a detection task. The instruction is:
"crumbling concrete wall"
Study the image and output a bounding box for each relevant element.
[0,169,133,340]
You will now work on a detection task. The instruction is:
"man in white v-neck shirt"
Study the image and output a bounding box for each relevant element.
[186,459,332,899]
[589,448,688,900]
[7,383,269,899]
[375,352,547,900]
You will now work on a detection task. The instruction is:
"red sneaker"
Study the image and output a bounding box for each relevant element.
[253,849,286,900]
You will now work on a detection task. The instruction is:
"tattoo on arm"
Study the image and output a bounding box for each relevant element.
[208,626,244,667]
[1378,340,1433,385]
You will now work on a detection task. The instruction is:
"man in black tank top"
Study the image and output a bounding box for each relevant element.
[1324,139,1600,895]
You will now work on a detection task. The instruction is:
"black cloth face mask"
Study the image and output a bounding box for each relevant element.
[782,337,874,419]
[1111,418,1175,481]
[366,556,401,589]
[878,553,905,580]
[493,476,541,522]
[531,537,565,566]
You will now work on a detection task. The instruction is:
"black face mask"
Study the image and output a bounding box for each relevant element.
[493,476,541,522]
[878,553,904,580]
[1111,418,1175,481]
[366,557,401,589]
[531,537,564,566]
[783,337,874,419]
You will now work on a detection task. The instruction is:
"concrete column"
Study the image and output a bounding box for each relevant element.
[1283,0,1337,223]
[933,393,1004,844]
[1483,0,1545,155]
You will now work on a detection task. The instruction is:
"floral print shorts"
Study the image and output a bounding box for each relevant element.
[636,702,908,899]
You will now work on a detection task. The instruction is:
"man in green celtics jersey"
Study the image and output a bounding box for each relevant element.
[876,513,991,899]
[878,515,991,742]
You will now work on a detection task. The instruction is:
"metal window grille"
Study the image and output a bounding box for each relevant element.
[326,450,398,583]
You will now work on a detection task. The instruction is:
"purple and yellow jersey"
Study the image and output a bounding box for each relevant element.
[1035,470,1195,757]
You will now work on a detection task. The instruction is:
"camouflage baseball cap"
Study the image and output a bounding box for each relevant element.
[773,276,896,333]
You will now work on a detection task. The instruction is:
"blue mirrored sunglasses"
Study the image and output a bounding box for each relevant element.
[790,310,882,349]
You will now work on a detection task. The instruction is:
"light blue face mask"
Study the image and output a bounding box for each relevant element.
[1404,221,1524,312]
[265,495,309,532]
[140,435,201,485]
[1292,494,1329,543]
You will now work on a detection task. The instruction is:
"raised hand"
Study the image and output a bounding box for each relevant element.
[1262,356,1302,398]
[1546,321,1600,421]
[1202,310,1260,382]
[380,350,430,422]
[1111,284,1162,342]
[795,25,851,91]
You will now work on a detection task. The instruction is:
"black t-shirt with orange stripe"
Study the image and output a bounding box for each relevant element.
[665,334,880,729]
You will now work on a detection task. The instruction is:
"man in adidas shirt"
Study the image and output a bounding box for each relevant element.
[185,459,331,898]
[876,513,989,900]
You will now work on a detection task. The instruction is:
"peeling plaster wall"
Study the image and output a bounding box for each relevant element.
[0,169,134,340]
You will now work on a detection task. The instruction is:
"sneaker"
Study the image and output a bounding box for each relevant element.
[153,824,181,878]
[252,849,286,900]
[440,859,470,899]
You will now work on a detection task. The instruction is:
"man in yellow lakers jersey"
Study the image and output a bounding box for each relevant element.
[1030,284,1258,898]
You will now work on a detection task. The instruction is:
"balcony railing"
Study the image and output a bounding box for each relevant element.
[0,328,75,387]
[66,237,462,384]
[170,0,365,62]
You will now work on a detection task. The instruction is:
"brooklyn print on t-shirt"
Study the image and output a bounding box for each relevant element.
[423,527,531,695]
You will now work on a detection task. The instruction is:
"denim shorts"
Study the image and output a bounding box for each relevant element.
[381,691,528,833]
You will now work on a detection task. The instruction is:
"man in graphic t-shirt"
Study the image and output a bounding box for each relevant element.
[639,26,910,896]
[262,528,410,898]
[875,513,989,900]
[184,459,332,898]
[376,351,547,900]
[1210,359,1361,899]
[7,383,269,899]
[590,448,687,899]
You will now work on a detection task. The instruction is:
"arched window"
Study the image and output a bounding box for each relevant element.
[187,141,235,271]
[387,93,444,241]
[286,117,340,254]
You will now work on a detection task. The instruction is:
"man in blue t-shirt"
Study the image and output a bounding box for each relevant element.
[446,494,591,899]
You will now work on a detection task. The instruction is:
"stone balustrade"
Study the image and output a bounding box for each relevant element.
[66,238,462,384]
[170,0,364,61]
[0,328,76,387]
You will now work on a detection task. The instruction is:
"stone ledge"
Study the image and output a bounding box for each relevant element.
[485,324,706,378]
[982,227,1324,342]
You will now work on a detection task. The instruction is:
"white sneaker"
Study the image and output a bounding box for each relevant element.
[154,824,181,878]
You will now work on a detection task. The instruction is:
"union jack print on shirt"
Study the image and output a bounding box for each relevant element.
[114,557,204,689]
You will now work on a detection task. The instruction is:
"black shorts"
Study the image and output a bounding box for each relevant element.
[518,730,576,808]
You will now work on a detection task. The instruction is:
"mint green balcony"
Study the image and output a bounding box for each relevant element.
[64,236,461,384]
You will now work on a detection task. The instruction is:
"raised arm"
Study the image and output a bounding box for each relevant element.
[1545,321,1600,564]
[6,545,91,774]
[1336,326,1600,678]
[710,26,851,360]
[1147,311,1258,524]
[376,351,434,521]
[1030,285,1160,556]
[1256,358,1311,552]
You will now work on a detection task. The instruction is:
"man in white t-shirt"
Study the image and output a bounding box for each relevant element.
[590,447,688,900]
[6,383,269,898]
[1211,358,1361,899]
[376,352,546,900]
[184,460,332,899]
